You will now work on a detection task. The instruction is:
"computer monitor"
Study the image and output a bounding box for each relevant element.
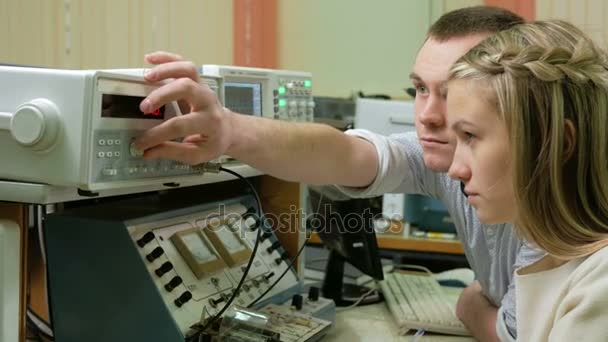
[307,187,384,306]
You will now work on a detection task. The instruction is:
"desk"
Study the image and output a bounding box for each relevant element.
[325,286,474,342]
[309,232,464,255]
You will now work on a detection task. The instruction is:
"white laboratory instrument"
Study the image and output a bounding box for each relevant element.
[201,65,314,122]
[0,66,228,193]
[44,194,301,341]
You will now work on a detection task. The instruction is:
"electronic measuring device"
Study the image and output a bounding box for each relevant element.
[201,65,314,123]
[44,194,301,342]
[0,66,224,193]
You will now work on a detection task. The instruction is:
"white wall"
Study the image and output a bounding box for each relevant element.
[0,0,233,69]
[278,0,482,98]
[536,0,608,47]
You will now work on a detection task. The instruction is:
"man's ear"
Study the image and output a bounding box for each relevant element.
[563,119,577,162]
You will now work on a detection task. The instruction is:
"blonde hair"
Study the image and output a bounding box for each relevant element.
[449,20,608,259]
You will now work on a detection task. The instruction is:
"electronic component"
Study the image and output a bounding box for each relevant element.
[200,217,252,267]
[201,65,314,123]
[171,225,226,279]
[44,194,300,342]
[0,66,231,192]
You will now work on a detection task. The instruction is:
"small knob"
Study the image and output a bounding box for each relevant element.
[261,231,272,242]
[308,286,320,302]
[155,261,173,277]
[266,241,281,254]
[145,247,164,262]
[164,276,183,292]
[209,296,225,308]
[8,98,62,151]
[136,232,155,247]
[291,294,303,310]
[174,291,193,308]
[263,272,275,283]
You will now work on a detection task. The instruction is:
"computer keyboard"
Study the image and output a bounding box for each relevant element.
[380,271,470,336]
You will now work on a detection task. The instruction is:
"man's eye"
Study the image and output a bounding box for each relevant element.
[415,85,429,96]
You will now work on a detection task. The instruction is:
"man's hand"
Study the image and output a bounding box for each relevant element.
[134,51,234,165]
[456,281,499,342]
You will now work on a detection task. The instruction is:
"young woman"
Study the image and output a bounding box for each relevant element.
[446,20,608,341]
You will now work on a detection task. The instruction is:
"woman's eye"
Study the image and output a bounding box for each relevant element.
[464,132,475,143]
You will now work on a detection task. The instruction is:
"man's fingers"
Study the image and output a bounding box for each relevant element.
[134,114,205,151]
[140,77,208,115]
[144,51,184,64]
[142,141,214,165]
[145,61,200,83]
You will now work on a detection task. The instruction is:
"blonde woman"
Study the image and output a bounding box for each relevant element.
[446,20,608,341]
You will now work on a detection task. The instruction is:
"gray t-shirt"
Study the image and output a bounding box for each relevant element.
[335,130,544,337]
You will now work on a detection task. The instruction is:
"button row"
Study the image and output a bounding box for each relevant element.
[97,151,121,158]
[98,139,122,146]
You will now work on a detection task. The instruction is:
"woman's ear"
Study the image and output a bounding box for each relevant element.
[563,119,577,162]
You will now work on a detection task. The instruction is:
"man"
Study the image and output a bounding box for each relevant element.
[134,6,542,341]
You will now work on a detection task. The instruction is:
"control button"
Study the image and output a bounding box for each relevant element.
[243,284,250,292]
[136,232,155,247]
[98,139,106,146]
[102,168,117,176]
[107,139,114,146]
[114,151,121,158]
[155,261,174,277]
[211,277,219,286]
[274,106,279,113]
[291,294,303,310]
[263,272,275,283]
[251,279,260,287]
[164,276,183,292]
[129,141,144,157]
[209,296,225,308]
[114,139,121,145]
[274,257,283,266]
[97,151,105,158]
[273,89,278,96]
[308,286,320,302]
[174,291,193,308]
[266,241,281,254]
[145,247,164,262]
[261,231,272,242]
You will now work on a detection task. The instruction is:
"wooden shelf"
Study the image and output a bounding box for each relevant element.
[308,232,464,255]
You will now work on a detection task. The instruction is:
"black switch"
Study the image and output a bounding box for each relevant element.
[274,257,283,265]
[263,272,275,282]
[210,296,225,308]
[164,276,183,292]
[136,232,155,247]
[291,294,303,310]
[261,231,272,242]
[308,286,320,302]
[174,291,193,307]
[155,261,173,277]
[146,247,164,262]
[266,241,281,254]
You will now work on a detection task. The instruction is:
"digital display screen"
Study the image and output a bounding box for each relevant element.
[225,82,262,116]
[101,94,165,120]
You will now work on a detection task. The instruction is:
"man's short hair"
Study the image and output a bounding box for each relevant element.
[428,6,524,41]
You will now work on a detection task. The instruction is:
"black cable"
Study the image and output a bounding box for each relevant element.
[247,232,310,308]
[189,166,263,340]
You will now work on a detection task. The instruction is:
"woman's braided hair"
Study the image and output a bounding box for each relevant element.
[449,20,608,259]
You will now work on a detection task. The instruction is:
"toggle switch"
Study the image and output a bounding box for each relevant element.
[164,276,183,292]
[174,291,193,307]
[136,232,155,247]
[155,261,173,277]
[145,247,164,262]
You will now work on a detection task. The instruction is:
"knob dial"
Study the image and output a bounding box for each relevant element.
[10,99,62,151]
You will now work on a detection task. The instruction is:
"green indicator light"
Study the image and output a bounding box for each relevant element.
[279,99,287,107]
[278,86,286,94]
[304,80,311,87]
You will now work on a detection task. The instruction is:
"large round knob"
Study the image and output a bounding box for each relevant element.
[10,98,62,151]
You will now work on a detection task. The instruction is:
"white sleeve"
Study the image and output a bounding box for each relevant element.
[334,129,429,198]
